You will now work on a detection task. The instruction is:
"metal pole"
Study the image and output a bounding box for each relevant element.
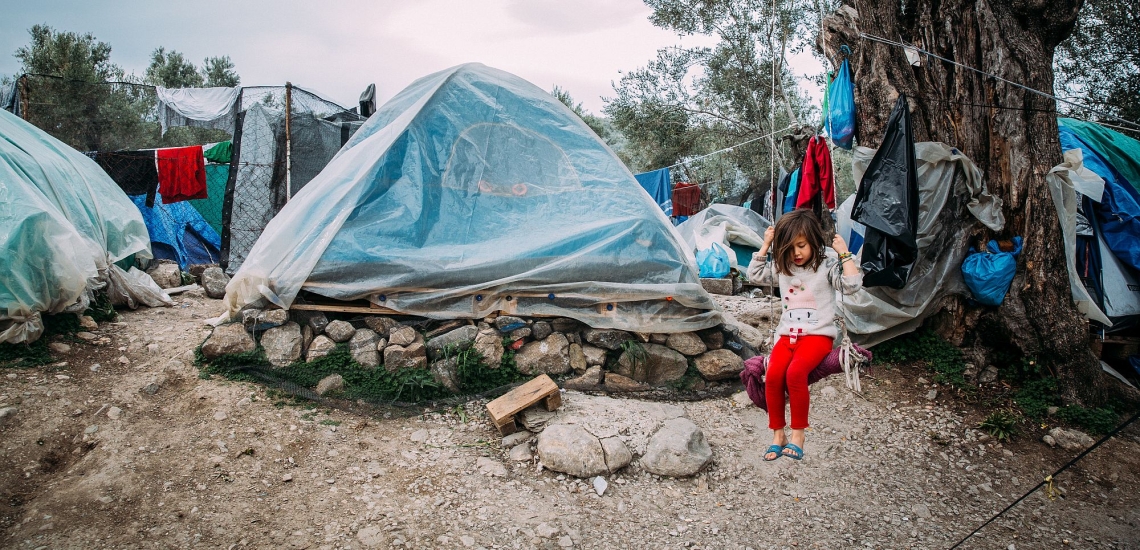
[285,82,293,201]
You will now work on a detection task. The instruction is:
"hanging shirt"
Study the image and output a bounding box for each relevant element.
[157,145,208,204]
[673,182,701,217]
[95,150,158,207]
[796,136,836,210]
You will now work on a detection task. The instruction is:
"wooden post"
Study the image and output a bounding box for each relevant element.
[284,82,293,201]
[18,74,29,120]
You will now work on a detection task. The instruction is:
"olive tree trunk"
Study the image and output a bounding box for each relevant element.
[820,0,1137,406]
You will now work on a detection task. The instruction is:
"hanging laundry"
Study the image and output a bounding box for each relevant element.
[95,150,158,207]
[673,182,701,217]
[634,167,672,212]
[850,95,919,289]
[203,141,232,164]
[781,168,801,215]
[157,145,208,204]
[795,136,836,210]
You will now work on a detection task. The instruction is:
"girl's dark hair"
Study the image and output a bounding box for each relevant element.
[773,209,827,276]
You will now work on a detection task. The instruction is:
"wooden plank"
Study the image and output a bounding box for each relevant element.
[486,374,560,431]
[291,303,401,315]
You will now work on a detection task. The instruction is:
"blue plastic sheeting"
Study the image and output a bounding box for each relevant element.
[1059,126,1140,273]
[131,193,222,269]
[224,63,721,332]
[0,109,151,343]
[634,168,672,212]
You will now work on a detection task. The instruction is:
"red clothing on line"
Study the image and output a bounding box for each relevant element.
[795,136,836,210]
[672,182,701,217]
[765,334,834,430]
[157,145,207,204]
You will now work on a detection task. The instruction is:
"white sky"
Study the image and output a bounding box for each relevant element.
[1,0,825,115]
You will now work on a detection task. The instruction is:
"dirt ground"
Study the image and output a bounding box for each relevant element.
[1,289,1138,549]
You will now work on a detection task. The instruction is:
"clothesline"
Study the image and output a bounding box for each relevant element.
[858,33,1140,133]
[665,124,797,170]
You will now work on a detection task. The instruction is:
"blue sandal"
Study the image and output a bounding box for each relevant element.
[763,444,784,461]
[782,443,805,460]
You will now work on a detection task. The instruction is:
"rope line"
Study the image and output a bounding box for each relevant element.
[857,33,1140,132]
[948,410,1140,549]
[665,124,796,170]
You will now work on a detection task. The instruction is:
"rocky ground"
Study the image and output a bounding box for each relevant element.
[1,289,1138,549]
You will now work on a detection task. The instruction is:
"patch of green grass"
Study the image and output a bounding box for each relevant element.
[1014,378,1060,420]
[668,362,703,391]
[0,313,87,369]
[84,291,117,323]
[979,409,1020,441]
[319,419,341,426]
[874,329,970,390]
[1056,405,1120,435]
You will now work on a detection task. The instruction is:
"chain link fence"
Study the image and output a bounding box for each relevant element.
[5,74,365,273]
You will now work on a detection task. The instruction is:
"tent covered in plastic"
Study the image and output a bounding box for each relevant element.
[0,109,165,344]
[675,204,771,273]
[222,63,722,332]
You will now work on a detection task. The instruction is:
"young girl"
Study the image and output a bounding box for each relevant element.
[746,209,862,460]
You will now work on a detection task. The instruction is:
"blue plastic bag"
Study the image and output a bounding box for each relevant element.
[696,242,731,278]
[827,58,856,150]
[962,237,1022,306]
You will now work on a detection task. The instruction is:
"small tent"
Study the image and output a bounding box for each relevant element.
[0,109,156,343]
[224,63,721,332]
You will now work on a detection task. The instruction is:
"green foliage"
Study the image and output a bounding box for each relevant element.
[0,312,82,369]
[453,347,525,394]
[979,410,1020,441]
[202,56,240,87]
[619,339,647,367]
[1055,405,1120,435]
[1055,0,1139,138]
[1014,378,1059,420]
[668,362,704,391]
[84,290,117,323]
[146,47,204,88]
[874,329,970,390]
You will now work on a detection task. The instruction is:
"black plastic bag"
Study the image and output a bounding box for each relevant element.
[851,95,919,289]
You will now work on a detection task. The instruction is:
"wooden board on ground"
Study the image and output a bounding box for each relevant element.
[486,374,561,435]
[291,302,401,315]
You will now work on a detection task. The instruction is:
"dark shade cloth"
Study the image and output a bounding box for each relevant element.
[851,95,919,289]
[796,135,836,210]
[739,343,873,411]
[203,141,232,163]
[95,150,158,207]
[157,145,207,204]
[673,182,701,217]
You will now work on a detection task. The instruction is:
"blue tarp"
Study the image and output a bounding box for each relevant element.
[131,193,222,269]
[223,63,721,332]
[634,168,672,213]
[1059,126,1140,273]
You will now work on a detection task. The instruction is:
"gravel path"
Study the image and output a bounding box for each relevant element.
[1,290,1137,549]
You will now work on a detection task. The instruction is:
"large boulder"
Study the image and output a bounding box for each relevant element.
[363,316,399,338]
[384,343,427,371]
[613,343,688,385]
[388,325,417,347]
[583,329,634,350]
[581,345,607,366]
[1046,427,1095,451]
[536,424,608,478]
[693,349,744,380]
[201,323,256,359]
[568,343,587,373]
[254,309,288,330]
[640,418,712,477]
[473,328,504,368]
[426,325,479,360]
[563,365,604,391]
[532,321,553,341]
[431,357,461,393]
[315,374,344,396]
[666,333,707,356]
[306,335,336,362]
[199,267,230,299]
[515,333,571,376]
[494,315,528,332]
[325,320,356,343]
[350,329,380,369]
[261,322,302,367]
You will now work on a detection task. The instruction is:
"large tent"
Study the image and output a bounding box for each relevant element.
[223,63,721,332]
[0,109,156,343]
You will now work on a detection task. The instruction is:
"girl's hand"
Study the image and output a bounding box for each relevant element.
[763,226,775,247]
[832,233,849,255]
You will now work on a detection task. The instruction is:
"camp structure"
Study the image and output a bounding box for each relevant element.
[675,204,771,273]
[223,63,722,333]
[0,109,164,344]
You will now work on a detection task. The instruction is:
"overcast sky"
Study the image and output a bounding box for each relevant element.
[1,0,823,114]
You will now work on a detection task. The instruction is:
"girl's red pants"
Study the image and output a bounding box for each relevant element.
[765,335,833,430]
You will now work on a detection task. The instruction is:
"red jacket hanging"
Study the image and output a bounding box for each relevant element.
[672,182,701,217]
[795,136,836,210]
[157,145,207,203]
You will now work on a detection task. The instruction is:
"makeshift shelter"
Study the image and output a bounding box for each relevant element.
[131,193,222,269]
[0,109,161,344]
[675,204,771,273]
[223,63,721,332]
[836,142,1005,346]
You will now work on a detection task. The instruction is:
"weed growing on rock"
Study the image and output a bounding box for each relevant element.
[668,362,703,391]
[979,410,1019,441]
[84,291,117,323]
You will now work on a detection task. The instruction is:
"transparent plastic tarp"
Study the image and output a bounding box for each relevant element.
[224,63,721,332]
[675,204,771,272]
[838,142,1004,346]
[0,109,155,343]
[1045,149,1111,325]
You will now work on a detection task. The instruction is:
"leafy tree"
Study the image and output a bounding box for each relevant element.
[14,24,157,151]
[202,55,240,87]
[1055,0,1140,138]
[551,86,628,161]
[604,0,819,205]
[146,47,204,88]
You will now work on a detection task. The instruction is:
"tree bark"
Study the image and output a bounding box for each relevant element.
[820,1,1137,406]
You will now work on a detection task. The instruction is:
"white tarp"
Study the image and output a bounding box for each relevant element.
[675,204,771,272]
[1045,149,1112,325]
[155,86,240,136]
